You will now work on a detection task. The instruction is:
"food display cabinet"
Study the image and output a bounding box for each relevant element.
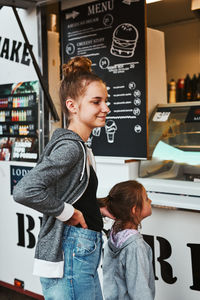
[140,101,200,182]
[138,102,200,300]
[139,101,200,208]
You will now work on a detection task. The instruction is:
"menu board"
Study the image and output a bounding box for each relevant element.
[61,0,147,158]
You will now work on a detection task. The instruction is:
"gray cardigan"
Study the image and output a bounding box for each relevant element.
[13,128,91,278]
[103,232,155,300]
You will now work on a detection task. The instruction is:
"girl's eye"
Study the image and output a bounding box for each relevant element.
[93,101,100,105]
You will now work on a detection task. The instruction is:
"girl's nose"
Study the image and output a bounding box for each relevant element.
[102,102,110,113]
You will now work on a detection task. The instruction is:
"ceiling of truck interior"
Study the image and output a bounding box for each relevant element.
[0,0,57,8]
[0,0,199,26]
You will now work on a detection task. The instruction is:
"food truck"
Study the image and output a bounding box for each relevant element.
[0,0,199,299]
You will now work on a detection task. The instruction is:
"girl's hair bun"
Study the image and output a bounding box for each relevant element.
[62,56,92,77]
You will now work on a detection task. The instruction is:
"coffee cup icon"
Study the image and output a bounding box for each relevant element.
[105,120,117,143]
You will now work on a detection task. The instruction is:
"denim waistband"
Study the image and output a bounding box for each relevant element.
[63,225,102,241]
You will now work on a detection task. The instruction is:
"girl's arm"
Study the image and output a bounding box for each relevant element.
[99,206,115,219]
[98,197,115,219]
[13,140,82,219]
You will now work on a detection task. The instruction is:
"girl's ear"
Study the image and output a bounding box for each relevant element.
[65,98,78,113]
[131,206,136,215]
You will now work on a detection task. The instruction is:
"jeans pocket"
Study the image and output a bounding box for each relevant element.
[40,277,59,291]
[75,238,97,257]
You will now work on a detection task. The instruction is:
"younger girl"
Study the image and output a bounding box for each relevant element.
[101,180,155,300]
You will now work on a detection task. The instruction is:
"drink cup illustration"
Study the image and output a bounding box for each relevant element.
[111,23,138,58]
[92,127,101,136]
[105,120,117,143]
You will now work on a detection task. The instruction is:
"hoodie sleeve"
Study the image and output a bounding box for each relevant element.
[124,242,155,300]
[13,140,83,219]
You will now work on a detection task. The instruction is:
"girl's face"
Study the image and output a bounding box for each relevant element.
[139,188,152,220]
[73,80,110,130]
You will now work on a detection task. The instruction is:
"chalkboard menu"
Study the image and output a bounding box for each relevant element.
[61,0,147,158]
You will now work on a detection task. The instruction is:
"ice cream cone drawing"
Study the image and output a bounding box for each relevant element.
[92,127,101,137]
[111,23,138,58]
[105,120,117,143]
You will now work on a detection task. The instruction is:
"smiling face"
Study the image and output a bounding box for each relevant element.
[78,80,109,128]
[66,80,110,140]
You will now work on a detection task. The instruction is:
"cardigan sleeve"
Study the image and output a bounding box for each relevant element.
[13,140,83,218]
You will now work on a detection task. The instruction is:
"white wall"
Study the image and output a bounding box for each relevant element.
[0,6,38,84]
[158,19,200,82]
[147,28,167,118]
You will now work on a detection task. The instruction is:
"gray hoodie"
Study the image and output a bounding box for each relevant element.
[13,128,93,278]
[103,229,155,300]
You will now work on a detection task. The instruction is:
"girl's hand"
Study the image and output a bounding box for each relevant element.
[100,206,115,220]
[65,209,88,229]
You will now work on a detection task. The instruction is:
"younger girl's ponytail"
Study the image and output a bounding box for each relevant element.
[98,195,112,209]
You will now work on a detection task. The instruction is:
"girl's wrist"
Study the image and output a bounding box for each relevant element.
[56,203,74,222]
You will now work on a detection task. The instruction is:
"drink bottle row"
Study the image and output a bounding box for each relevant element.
[0,94,35,108]
[168,73,200,103]
[0,124,36,136]
[0,109,33,122]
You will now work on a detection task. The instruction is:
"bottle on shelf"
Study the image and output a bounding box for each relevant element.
[176,78,185,102]
[168,79,176,103]
[194,73,200,101]
[184,74,192,101]
[191,74,197,101]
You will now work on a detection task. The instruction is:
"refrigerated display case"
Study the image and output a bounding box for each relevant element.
[138,101,200,300]
[0,81,39,162]
[140,101,200,183]
[138,101,200,208]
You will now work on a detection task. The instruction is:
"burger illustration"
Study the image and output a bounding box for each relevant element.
[111,23,139,58]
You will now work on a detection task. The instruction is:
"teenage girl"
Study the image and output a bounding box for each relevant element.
[13,56,111,300]
[101,180,155,300]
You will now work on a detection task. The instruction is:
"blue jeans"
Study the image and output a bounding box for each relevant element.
[40,226,103,300]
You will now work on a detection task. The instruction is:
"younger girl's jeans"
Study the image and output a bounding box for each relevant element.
[40,225,103,300]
